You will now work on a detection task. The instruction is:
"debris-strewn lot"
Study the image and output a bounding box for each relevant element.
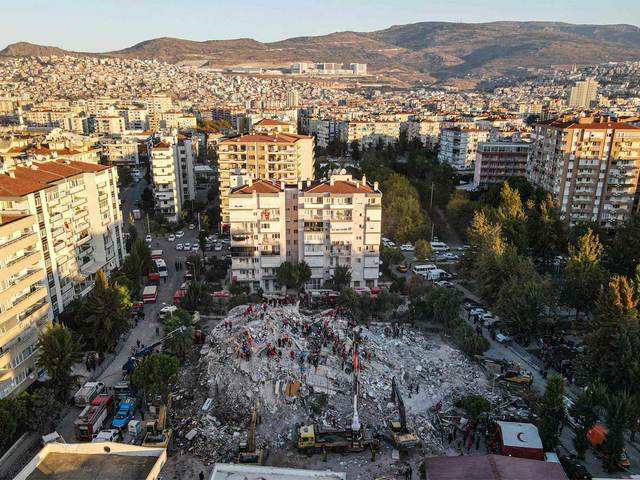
[163,303,496,478]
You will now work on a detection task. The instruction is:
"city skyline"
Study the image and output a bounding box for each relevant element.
[1,0,639,52]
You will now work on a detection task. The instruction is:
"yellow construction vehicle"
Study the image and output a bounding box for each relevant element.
[389,377,419,450]
[236,407,266,464]
[142,404,172,449]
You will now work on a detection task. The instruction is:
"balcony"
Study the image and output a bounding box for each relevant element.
[0,232,36,258]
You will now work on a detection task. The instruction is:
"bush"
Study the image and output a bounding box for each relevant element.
[453,322,489,356]
[456,394,491,419]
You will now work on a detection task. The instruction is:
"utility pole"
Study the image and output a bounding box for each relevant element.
[429,181,434,209]
[146,213,151,234]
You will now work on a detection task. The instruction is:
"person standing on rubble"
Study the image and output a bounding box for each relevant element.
[199,471,205,480]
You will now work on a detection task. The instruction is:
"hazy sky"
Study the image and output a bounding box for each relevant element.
[3,0,640,51]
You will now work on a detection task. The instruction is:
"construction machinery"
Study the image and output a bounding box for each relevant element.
[236,406,266,464]
[122,326,186,377]
[389,377,419,450]
[142,403,172,449]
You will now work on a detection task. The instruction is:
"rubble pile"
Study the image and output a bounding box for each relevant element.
[169,303,497,464]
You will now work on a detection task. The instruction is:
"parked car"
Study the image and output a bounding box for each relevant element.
[397,264,409,273]
[92,429,121,443]
[167,234,175,242]
[111,398,136,431]
[470,307,486,317]
[184,242,191,250]
[192,245,199,252]
[400,244,414,251]
[144,234,152,243]
[441,252,459,260]
[214,243,223,251]
[175,230,184,238]
[188,223,196,230]
[495,332,512,344]
[175,243,184,251]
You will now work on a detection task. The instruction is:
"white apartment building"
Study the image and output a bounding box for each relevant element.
[92,114,126,135]
[0,213,52,398]
[228,173,381,293]
[159,111,197,130]
[341,121,401,149]
[0,160,124,316]
[404,120,441,148]
[568,78,599,109]
[527,116,640,227]
[438,127,490,170]
[100,137,140,165]
[218,133,315,225]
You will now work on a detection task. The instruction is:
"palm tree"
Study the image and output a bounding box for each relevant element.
[37,323,83,399]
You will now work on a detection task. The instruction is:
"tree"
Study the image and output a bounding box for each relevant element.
[118,166,133,187]
[537,374,566,450]
[76,270,132,353]
[131,353,179,404]
[563,229,607,321]
[181,281,211,313]
[414,239,432,261]
[186,254,204,280]
[381,246,403,267]
[198,230,208,259]
[526,195,566,268]
[382,173,429,243]
[23,388,62,434]
[276,261,311,292]
[350,140,361,162]
[163,310,194,360]
[36,323,83,399]
[605,213,640,277]
[496,182,528,253]
[457,395,491,420]
[496,276,551,341]
[329,265,351,291]
[571,391,598,460]
[603,393,632,472]
[374,290,402,321]
[140,187,155,213]
[0,396,27,451]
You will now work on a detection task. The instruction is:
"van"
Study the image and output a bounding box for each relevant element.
[412,264,437,276]
[430,241,449,252]
[154,259,168,278]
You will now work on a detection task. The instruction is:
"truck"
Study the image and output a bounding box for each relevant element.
[74,395,114,441]
[92,429,121,443]
[113,380,132,401]
[297,424,377,453]
[159,304,178,320]
[142,285,158,303]
[112,398,136,430]
[587,423,631,470]
[74,381,105,407]
[122,326,187,376]
[151,249,163,260]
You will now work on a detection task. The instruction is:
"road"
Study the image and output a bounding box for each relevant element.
[56,180,208,441]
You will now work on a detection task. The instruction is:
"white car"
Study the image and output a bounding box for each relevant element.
[175,231,184,238]
[214,244,223,251]
[192,245,199,252]
[495,332,512,344]
[184,242,191,250]
[167,234,175,242]
[144,234,152,243]
[92,429,120,443]
[175,243,184,251]
[442,252,459,260]
[470,307,486,317]
[400,244,414,251]
[188,223,196,230]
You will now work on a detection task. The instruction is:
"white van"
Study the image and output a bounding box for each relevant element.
[430,241,449,252]
[412,264,437,276]
[154,259,168,278]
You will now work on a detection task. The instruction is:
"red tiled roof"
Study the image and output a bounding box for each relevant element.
[304,179,376,194]
[255,118,288,126]
[231,180,282,195]
[0,175,46,197]
[220,133,312,145]
[13,160,109,184]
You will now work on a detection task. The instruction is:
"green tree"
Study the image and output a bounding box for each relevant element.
[571,391,598,460]
[186,254,204,280]
[457,395,491,420]
[526,195,566,268]
[163,310,194,360]
[537,374,566,450]
[374,290,402,321]
[276,261,311,292]
[118,166,133,187]
[414,239,432,261]
[496,276,551,341]
[605,213,640,277]
[198,230,208,259]
[350,140,361,162]
[603,393,632,472]
[496,182,528,253]
[23,388,63,434]
[0,396,27,451]
[131,353,180,404]
[140,187,155,213]
[181,281,211,313]
[563,229,607,321]
[380,246,403,267]
[36,324,83,399]
[329,265,351,291]
[382,173,429,243]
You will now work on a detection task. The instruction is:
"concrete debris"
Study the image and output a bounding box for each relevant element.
[169,302,500,467]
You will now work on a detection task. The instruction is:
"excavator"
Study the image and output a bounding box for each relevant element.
[236,406,266,464]
[389,377,419,450]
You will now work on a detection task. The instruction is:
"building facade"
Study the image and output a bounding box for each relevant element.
[473,140,530,188]
[527,117,640,227]
[228,173,381,293]
[218,133,315,225]
[438,127,490,170]
[568,78,599,109]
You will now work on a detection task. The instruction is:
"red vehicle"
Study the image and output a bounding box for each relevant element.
[143,285,158,303]
[74,395,114,441]
[148,272,160,284]
[173,283,189,306]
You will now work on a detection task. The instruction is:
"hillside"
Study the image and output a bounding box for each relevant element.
[3,21,640,82]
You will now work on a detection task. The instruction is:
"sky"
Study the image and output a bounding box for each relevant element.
[2,0,640,52]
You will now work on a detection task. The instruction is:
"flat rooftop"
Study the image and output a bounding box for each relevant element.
[14,442,166,480]
[25,452,158,480]
[210,464,346,480]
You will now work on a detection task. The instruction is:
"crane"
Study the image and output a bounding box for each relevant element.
[389,377,419,450]
[122,326,187,376]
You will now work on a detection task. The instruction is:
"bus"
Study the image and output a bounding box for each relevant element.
[412,264,437,276]
[430,241,449,252]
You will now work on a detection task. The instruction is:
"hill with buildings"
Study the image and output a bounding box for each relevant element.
[3,21,640,83]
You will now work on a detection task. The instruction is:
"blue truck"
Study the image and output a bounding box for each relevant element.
[111,398,136,430]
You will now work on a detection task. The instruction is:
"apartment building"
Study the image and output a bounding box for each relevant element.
[218,133,315,225]
[527,116,640,227]
[0,214,52,398]
[253,119,297,135]
[0,160,124,316]
[341,121,401,149]
[568,77,599,109]
[473,140,530,188]
[92,114,126,135]
[100,137,140,165]
[438,127,490,170]
[228,173,381,293]
[159,111,197,130]
[404,120,441,148]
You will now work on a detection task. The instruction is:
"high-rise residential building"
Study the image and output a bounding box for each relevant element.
[0,213,52,398]
[253,119,297,135]
[149,134,197,222]
[228,173,381,292]
[341,121,401,149]
[438,127,490,170]
[286,91,300,109]
[473,139,530,188]
[527,116,640,227]
[0,160,124,316]
[404,120,441,148]
[568,77,599,109]
[217,133,315,225]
